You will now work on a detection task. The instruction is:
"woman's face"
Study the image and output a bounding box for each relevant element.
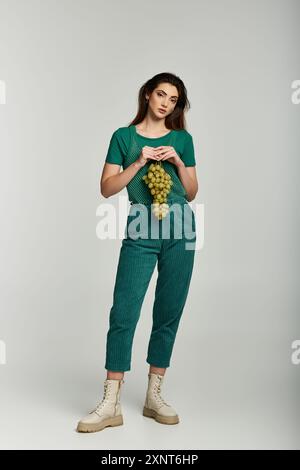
[146,83,179,119]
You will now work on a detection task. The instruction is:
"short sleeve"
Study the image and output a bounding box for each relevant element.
[105,130,124,165]
[181,132,196,167]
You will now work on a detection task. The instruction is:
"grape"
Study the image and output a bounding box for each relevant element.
[142,161,172,220]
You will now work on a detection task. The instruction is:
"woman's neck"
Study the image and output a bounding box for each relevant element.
[135,118,169,137]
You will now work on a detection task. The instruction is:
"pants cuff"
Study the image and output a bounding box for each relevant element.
[105,364,131,372]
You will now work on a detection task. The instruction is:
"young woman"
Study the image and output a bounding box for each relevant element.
[76,72,198,433]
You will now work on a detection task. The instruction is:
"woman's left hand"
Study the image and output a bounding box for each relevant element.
[154,146,184,167]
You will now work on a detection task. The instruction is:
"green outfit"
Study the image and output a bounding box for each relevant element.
[105,125,196,204]
[104,125,197,371]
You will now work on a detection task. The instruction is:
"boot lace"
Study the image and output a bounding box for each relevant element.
[153,382,169,408]
[91,381,111,414]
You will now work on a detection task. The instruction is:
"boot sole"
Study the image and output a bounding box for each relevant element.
[143,406,179,425]
[76,414,123,433]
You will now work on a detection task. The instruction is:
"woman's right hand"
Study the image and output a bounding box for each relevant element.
[135,146,159,168]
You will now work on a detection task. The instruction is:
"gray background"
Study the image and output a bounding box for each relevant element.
[0,0,299,450]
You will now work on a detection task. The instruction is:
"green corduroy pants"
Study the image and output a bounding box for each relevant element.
[105,197,196,371]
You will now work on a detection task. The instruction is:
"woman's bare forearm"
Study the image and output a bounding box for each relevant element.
[101,161,144,198]
[176,162,198,201]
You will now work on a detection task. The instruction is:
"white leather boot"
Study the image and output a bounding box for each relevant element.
[76,378,124,433]
[143,373,179,425]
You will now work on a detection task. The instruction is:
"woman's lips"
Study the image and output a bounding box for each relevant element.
[158,109,166,113]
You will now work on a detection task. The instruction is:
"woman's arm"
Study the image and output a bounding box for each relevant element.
[176,164,198,202]
[100,146,158,198]
[155,132,198,202]
[155,146,199,202]
[100,160,144,198]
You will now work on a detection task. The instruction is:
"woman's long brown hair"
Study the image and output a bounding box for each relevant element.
[128,72,191,131]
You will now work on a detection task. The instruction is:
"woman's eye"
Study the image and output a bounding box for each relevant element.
[157,92,177,103]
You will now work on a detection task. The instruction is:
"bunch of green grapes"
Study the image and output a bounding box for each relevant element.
[142,161,173,220]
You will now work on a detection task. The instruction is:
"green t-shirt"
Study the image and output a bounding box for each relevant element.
[104,124,196,204]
